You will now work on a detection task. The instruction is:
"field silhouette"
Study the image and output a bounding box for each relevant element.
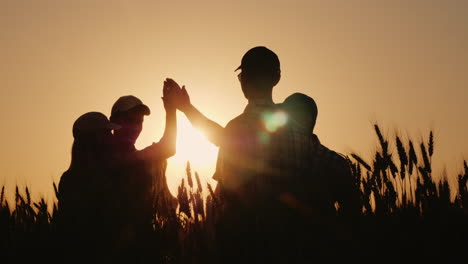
[1,124,467,263]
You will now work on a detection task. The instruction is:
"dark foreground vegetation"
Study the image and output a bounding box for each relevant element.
[1,125,467,263]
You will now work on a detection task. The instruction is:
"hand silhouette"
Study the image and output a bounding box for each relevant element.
[165,78,191,112]
[162,78,179,112]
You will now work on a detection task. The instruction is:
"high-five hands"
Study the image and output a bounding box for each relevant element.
[164,78,191,113]
[162,78,181,112]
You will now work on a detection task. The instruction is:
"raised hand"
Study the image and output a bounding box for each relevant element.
[165,78,192,112]
[178,85,191,112]
[162,78,178,112]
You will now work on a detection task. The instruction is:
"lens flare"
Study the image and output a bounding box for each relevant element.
[262,110,288,133]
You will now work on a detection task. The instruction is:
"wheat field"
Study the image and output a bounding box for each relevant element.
[1,124,467,263]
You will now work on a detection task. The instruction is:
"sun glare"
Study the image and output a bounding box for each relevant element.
[172,116,219,167]
[164,116,219,196]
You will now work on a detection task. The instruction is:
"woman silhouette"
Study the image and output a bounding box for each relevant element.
[57,111,120,263]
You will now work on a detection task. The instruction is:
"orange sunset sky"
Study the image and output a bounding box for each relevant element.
[1,0,467,202]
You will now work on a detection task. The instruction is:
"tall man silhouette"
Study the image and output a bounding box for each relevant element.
[209,46,288,262]
[166,47,312,261]
[213,46,281,206]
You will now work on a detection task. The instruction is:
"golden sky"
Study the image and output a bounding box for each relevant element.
[1,0,467,202]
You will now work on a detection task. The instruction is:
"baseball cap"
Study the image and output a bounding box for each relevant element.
[111,95,151,117]
[72,112,121,139]
[235,46,280,73]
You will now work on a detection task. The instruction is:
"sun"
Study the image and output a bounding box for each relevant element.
[172,116,219,167]
[165,115,219,195]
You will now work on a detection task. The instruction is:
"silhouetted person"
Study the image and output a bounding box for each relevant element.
[167,47,286,262]
[280,92,360,216]
[108,80,178,261]
[278,92,361,261]
[57,111,120,263]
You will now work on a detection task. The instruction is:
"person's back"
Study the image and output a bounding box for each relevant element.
[56,112,119,263]
[58,168,109,228]
[279,93,361,260]
[280,92,360,217]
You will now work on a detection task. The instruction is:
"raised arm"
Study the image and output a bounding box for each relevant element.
[166,78,225,146]
[148,79,178,160]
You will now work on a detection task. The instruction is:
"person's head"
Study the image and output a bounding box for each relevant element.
[71,111,120,169]
[109,95,150,145]
[281,93,318,133]
[235,46,281,100]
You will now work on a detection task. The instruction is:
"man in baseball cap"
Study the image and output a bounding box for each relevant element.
[235,46,281,74]
[234,46,281,103]
[107,81,179,259]
[110,95,151,146]
[111,95,151,118]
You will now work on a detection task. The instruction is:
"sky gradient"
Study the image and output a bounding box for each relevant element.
[1,0,467,202]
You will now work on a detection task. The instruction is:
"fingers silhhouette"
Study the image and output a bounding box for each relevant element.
[167,78,181,90]
[163,80,170,98]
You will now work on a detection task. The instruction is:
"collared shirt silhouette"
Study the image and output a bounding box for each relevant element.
[279,92,360,218]
[167,46,286,262]
[167,47,284,209]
